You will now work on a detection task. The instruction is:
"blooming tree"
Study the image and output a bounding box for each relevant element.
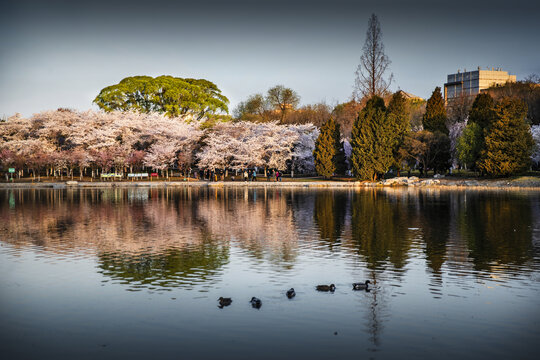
[196,121,317,174]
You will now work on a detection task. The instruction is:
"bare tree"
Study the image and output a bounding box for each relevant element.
[354,14,393,100]
[446,91,473,125]
[267,85,300,123]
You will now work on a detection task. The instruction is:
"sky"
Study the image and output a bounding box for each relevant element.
[1,0,539,118]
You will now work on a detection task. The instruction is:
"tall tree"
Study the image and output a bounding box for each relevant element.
[478,98,534,176]
[266,85,300,123]
[386,91,410,171]
[313,118,343,178]
[351,96,394,180]
[468,93,496,129]
[354,14,393,100]
[94,75,229,119]
[422,87,448,134]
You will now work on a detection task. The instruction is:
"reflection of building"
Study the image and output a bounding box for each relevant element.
[444,67,516,103]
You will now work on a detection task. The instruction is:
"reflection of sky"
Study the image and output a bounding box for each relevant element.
[1,187,540,358]
[2,0,540,117]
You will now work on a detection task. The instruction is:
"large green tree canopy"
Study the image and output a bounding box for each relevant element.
[94,75,229,119]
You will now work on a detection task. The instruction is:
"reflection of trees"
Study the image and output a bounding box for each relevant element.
[349,189,411,271]
[2,187,538,291]
[0,188,206,253]
[97,235,229,290]
[195,187,300,267]
[313,190,347,250]
[458,192,534,272]
[418,191,451,275]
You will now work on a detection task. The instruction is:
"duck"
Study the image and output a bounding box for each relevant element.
[250,297,262,308]
[352,280,371,290]
[316,284,336,292]
[286,288,296,299]
[218,297,232,308]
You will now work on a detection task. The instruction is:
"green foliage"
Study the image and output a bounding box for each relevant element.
[313,118,343,178]
[422,87,447,134]
[478,98,534,176]
[350,96,394,180]
[94,75,229,119]
[457,122,483,170]
[468,93,495,129]
[387,91,410,169]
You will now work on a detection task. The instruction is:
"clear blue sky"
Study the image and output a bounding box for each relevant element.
[1,0,539,117]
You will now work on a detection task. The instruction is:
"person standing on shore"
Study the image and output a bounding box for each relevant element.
[244,169,248,182]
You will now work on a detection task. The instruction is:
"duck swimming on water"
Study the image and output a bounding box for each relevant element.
[250,297,262,308]
[316,284,336,292]
[352,280,371,290]
[286,288,296,299]
[218,297,232,308]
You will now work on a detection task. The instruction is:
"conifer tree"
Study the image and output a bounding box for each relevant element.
[351,96,394,180]
[313,118,343,178]
[478,98,534,176]
[468,93,496,129]
[387,91,410,171]
[423,87,448,134]
[334,140,348,175]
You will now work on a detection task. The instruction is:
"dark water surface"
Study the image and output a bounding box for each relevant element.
[1,187,539,359]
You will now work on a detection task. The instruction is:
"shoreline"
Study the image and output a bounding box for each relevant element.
[1,177,540,190]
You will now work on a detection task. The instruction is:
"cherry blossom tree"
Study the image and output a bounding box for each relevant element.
[197,121,318,175]
[144,143,179,177]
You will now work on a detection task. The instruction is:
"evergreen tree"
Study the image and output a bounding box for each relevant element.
[478,98,534,176]
[334,140,348,175]
[468,93,496,129]
[313,118,343,178]
[351,96,394,180]
[423,87,448,134]
[387,91,410,172]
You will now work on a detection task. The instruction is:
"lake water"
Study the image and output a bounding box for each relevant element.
[1,187,539,359]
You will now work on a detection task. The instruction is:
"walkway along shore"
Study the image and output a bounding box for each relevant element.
[1,176,540,190]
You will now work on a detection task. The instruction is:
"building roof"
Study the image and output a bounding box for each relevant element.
[396,90,424,101]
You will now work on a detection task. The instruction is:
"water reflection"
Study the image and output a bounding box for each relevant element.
[1,187,540,360]
[1,187,539,290]
[97,235,229,291]
[313,190,347,250]
[458,192,534,271]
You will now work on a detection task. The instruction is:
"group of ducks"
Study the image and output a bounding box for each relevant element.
[218,280,371,309]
